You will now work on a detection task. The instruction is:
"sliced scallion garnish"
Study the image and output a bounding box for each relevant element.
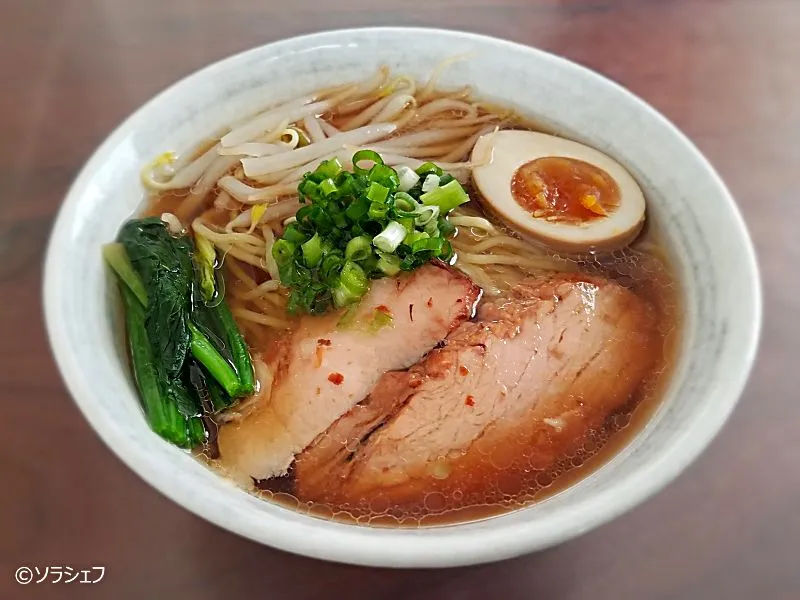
[270,151,468,314]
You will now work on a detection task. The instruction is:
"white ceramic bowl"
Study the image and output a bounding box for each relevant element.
[44,27,761,568]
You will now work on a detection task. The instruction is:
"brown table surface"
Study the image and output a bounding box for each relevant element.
[2,0,798,598]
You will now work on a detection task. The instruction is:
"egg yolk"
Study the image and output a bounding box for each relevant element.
[511,157,620,223]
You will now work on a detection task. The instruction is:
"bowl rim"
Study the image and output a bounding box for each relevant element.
[43,26,762,567]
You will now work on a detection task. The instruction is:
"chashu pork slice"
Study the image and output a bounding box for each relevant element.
[295,274,658,506]
[217,262,480,481]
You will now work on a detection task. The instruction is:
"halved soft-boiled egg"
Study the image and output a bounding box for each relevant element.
[471,130,646,253]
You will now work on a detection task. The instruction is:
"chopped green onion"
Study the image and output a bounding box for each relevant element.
[373,221,407,253]
[394,192,417,212]
[414,204,440,227]
[392,209,419,219]
[271,151,464,315]
[377,253,402,276]
[335,171,361,197]
[103,243,149,307]
[345,235,372,262]
[441,239,454,260]
[336,305,394,333]
[319,178,338,197]
[321,253,344,284]
[360,253,378,274]
[316,157,343,179]
[320,238,335,256]
[404,230,429,247]
[295,205,314,224]
[369,308,394,332]
[366,181,389,203]
[283,223,309,244]
[439,217,456,238]
[396,165,420,192]
[341,261,368,294]
[420,179,470,213]
[421,173,441,193]
[400,253,418,271]
[423,218,441,237]
[298,178,321,201]
[302,233,323,267]
[368,201,389,220]
[333,261,369,307]
[415,162,443,177]
[345,197,369,220]
[272,239,297,266]
[368,163,400,190]
[352,149,384,175]
[332,211,348,229]
[336,305,359,329]
[411,236,445,254]
[397,217,415,233]
[312,207,335,232]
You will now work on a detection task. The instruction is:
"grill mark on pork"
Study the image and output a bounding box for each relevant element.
[351,411,398,459]
[297,371,418,487]
[572,346,605,385]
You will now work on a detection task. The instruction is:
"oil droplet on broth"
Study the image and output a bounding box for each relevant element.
[423,492,448,512]
[369,494,390,514]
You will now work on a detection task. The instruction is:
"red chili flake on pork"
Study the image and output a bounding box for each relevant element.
[317,338,332,346]
[459,365,469,376]
[375,304,392,316]
[465,395,475,406]
[328,372,344,385]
